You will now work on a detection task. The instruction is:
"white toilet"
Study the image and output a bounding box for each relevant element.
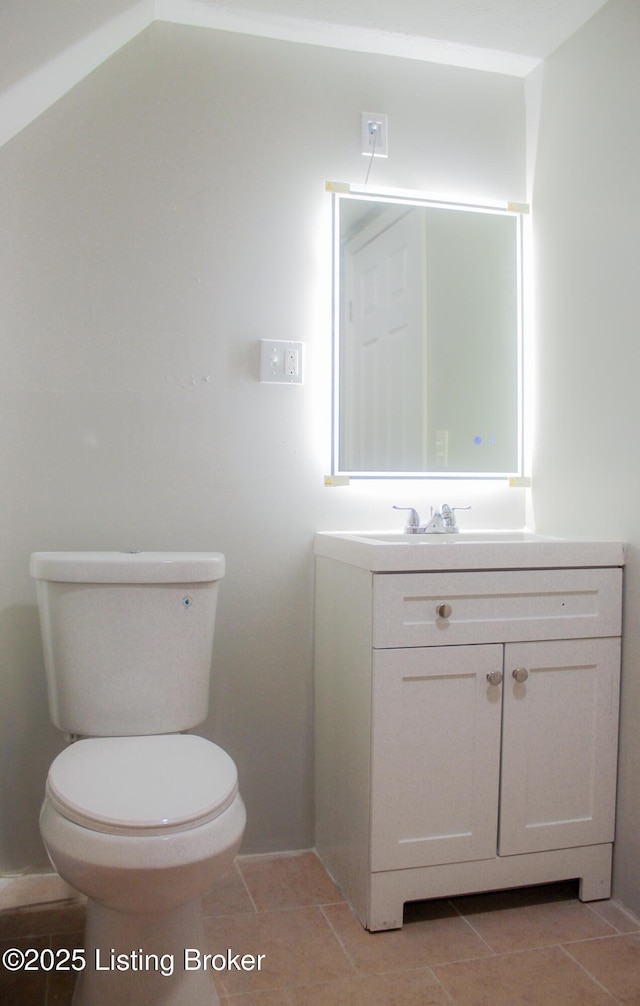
[30,551,246,1006]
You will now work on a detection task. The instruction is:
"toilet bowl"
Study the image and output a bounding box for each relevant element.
[30,552,246,1006]
[40,736,245,1006]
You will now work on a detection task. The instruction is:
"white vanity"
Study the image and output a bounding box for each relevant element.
[314,531,624,930]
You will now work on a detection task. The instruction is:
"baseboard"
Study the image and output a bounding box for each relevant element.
[0,872,84,911]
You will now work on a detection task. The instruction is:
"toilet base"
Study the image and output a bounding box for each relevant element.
[73,897,218,1006]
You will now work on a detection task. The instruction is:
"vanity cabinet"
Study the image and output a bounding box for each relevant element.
[314,555,623,931]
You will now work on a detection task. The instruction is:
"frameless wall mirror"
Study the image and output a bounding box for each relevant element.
[331,185,524,478]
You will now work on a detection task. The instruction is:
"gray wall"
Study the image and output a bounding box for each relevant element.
[0,21,526,871]
[530,0,640,914]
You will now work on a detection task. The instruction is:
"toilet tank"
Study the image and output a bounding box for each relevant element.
[30,552,225,737]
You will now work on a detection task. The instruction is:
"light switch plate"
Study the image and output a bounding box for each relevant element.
[260,340,304,384]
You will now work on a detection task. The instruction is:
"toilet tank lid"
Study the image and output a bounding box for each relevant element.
[30,551,225,584]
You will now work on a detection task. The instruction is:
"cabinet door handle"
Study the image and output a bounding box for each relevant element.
[486,671,503,686]
[512,667,529,683]
[436,602,452,619]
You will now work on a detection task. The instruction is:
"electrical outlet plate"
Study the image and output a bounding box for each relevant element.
[361,112,388,157]
[259,340,303,384]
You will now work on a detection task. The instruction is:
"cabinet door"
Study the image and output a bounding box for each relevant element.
[499,637,620,856]
[371,644,503,871]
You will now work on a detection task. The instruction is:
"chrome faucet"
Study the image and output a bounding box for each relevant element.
[393,504,470,534]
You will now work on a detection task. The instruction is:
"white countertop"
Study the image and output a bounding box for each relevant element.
[314,530,626,572]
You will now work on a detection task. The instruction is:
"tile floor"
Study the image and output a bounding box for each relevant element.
[1,851,640,1004]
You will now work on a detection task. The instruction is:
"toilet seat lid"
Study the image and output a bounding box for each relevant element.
[46,735,238,837]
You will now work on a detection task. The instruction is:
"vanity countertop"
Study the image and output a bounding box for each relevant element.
[314,530,625,573]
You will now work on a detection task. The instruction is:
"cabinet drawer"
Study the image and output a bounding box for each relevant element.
[372,567,622,648]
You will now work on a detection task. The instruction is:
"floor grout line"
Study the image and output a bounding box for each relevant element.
[231,859,260,915]
[585,897,640,933]
[559,942,624,1005]
[316,902,364,978]
[446,902,500,959]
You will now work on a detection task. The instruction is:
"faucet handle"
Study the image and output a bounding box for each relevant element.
[393,506,422,533]
[440,504,471,531]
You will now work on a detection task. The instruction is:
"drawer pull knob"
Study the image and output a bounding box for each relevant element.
[486,671,503,686]
[512,667,529,683]
[436,602,452,619]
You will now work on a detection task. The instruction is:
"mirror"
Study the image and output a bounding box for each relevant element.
[332,187,523,477]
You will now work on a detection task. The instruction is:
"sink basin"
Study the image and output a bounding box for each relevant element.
[314,530,625,572]
[356,530,555,544]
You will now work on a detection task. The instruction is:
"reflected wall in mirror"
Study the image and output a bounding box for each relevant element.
[332,188,523,477]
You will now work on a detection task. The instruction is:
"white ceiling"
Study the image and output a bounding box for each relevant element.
[178,0,610,74]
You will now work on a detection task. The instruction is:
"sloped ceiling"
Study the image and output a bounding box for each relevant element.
[175,0,609,61]
[0,0,609,148]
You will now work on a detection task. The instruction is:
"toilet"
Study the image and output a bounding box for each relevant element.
[30,551,246,1006]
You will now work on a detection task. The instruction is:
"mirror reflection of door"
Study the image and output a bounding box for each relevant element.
[341,207,427,472]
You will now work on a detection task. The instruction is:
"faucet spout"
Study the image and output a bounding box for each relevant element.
[423,509,447,533]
